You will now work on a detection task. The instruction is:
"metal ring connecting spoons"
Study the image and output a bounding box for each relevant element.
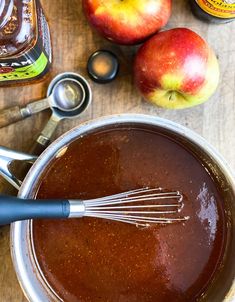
[0,72,91,129]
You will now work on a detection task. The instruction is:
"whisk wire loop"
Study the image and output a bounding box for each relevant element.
[80,187,189,227]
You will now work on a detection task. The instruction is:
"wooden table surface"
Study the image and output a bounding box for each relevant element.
[0,0,235,301]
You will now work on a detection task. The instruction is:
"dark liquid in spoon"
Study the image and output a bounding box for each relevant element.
[33,127,227,302]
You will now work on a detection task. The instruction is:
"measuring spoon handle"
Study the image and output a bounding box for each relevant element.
[30,114,60,156]
[0,98,50,129]
[0,106,24,128]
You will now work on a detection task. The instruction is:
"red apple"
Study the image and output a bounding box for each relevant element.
[82,0,171,45]
[134,28,220,109]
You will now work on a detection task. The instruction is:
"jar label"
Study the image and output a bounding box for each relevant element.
[0,52,48,82]
[196,0,235,18]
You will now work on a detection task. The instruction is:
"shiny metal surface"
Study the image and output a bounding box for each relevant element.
[0,72,90,129]
[68,200,86,218]
[5,114,235,302]
[0,146,37,189]
[20,98,50,118]
[68,188,188,225]
[50,78,85,112]
[20,76,85,117]
[74,188,188,226]
[35,72,92,149]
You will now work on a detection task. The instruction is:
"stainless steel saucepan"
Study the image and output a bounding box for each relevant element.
[0,114,234,302]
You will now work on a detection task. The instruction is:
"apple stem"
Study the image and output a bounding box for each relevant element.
[168,91,175,101]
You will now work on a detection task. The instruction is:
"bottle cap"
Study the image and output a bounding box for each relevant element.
[87,50,119,84]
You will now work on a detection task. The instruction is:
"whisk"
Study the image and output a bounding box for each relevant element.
[0,188,189,227]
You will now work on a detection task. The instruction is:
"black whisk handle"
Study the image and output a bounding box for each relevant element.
[0,195,70,226]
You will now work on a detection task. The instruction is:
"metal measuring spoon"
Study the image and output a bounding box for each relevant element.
[0,74,87,129]
[30,72,92,155]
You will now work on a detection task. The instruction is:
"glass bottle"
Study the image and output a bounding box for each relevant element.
[0,0,52,85]
[189,0,235,23]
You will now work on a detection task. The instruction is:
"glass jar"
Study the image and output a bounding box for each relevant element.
[190,0,235,23]
[0,0,52,85]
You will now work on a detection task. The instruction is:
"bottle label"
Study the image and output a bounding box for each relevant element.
[0,53,48,81]
[0,1,52,83]
[196,0,235,18]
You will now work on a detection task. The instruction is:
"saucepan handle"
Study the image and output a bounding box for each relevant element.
[0,146,37,190]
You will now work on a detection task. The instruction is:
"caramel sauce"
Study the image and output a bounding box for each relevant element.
[33,127,227,302]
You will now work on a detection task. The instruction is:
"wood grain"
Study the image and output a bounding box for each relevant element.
[0,105,24,129]
[0,0,235,301]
